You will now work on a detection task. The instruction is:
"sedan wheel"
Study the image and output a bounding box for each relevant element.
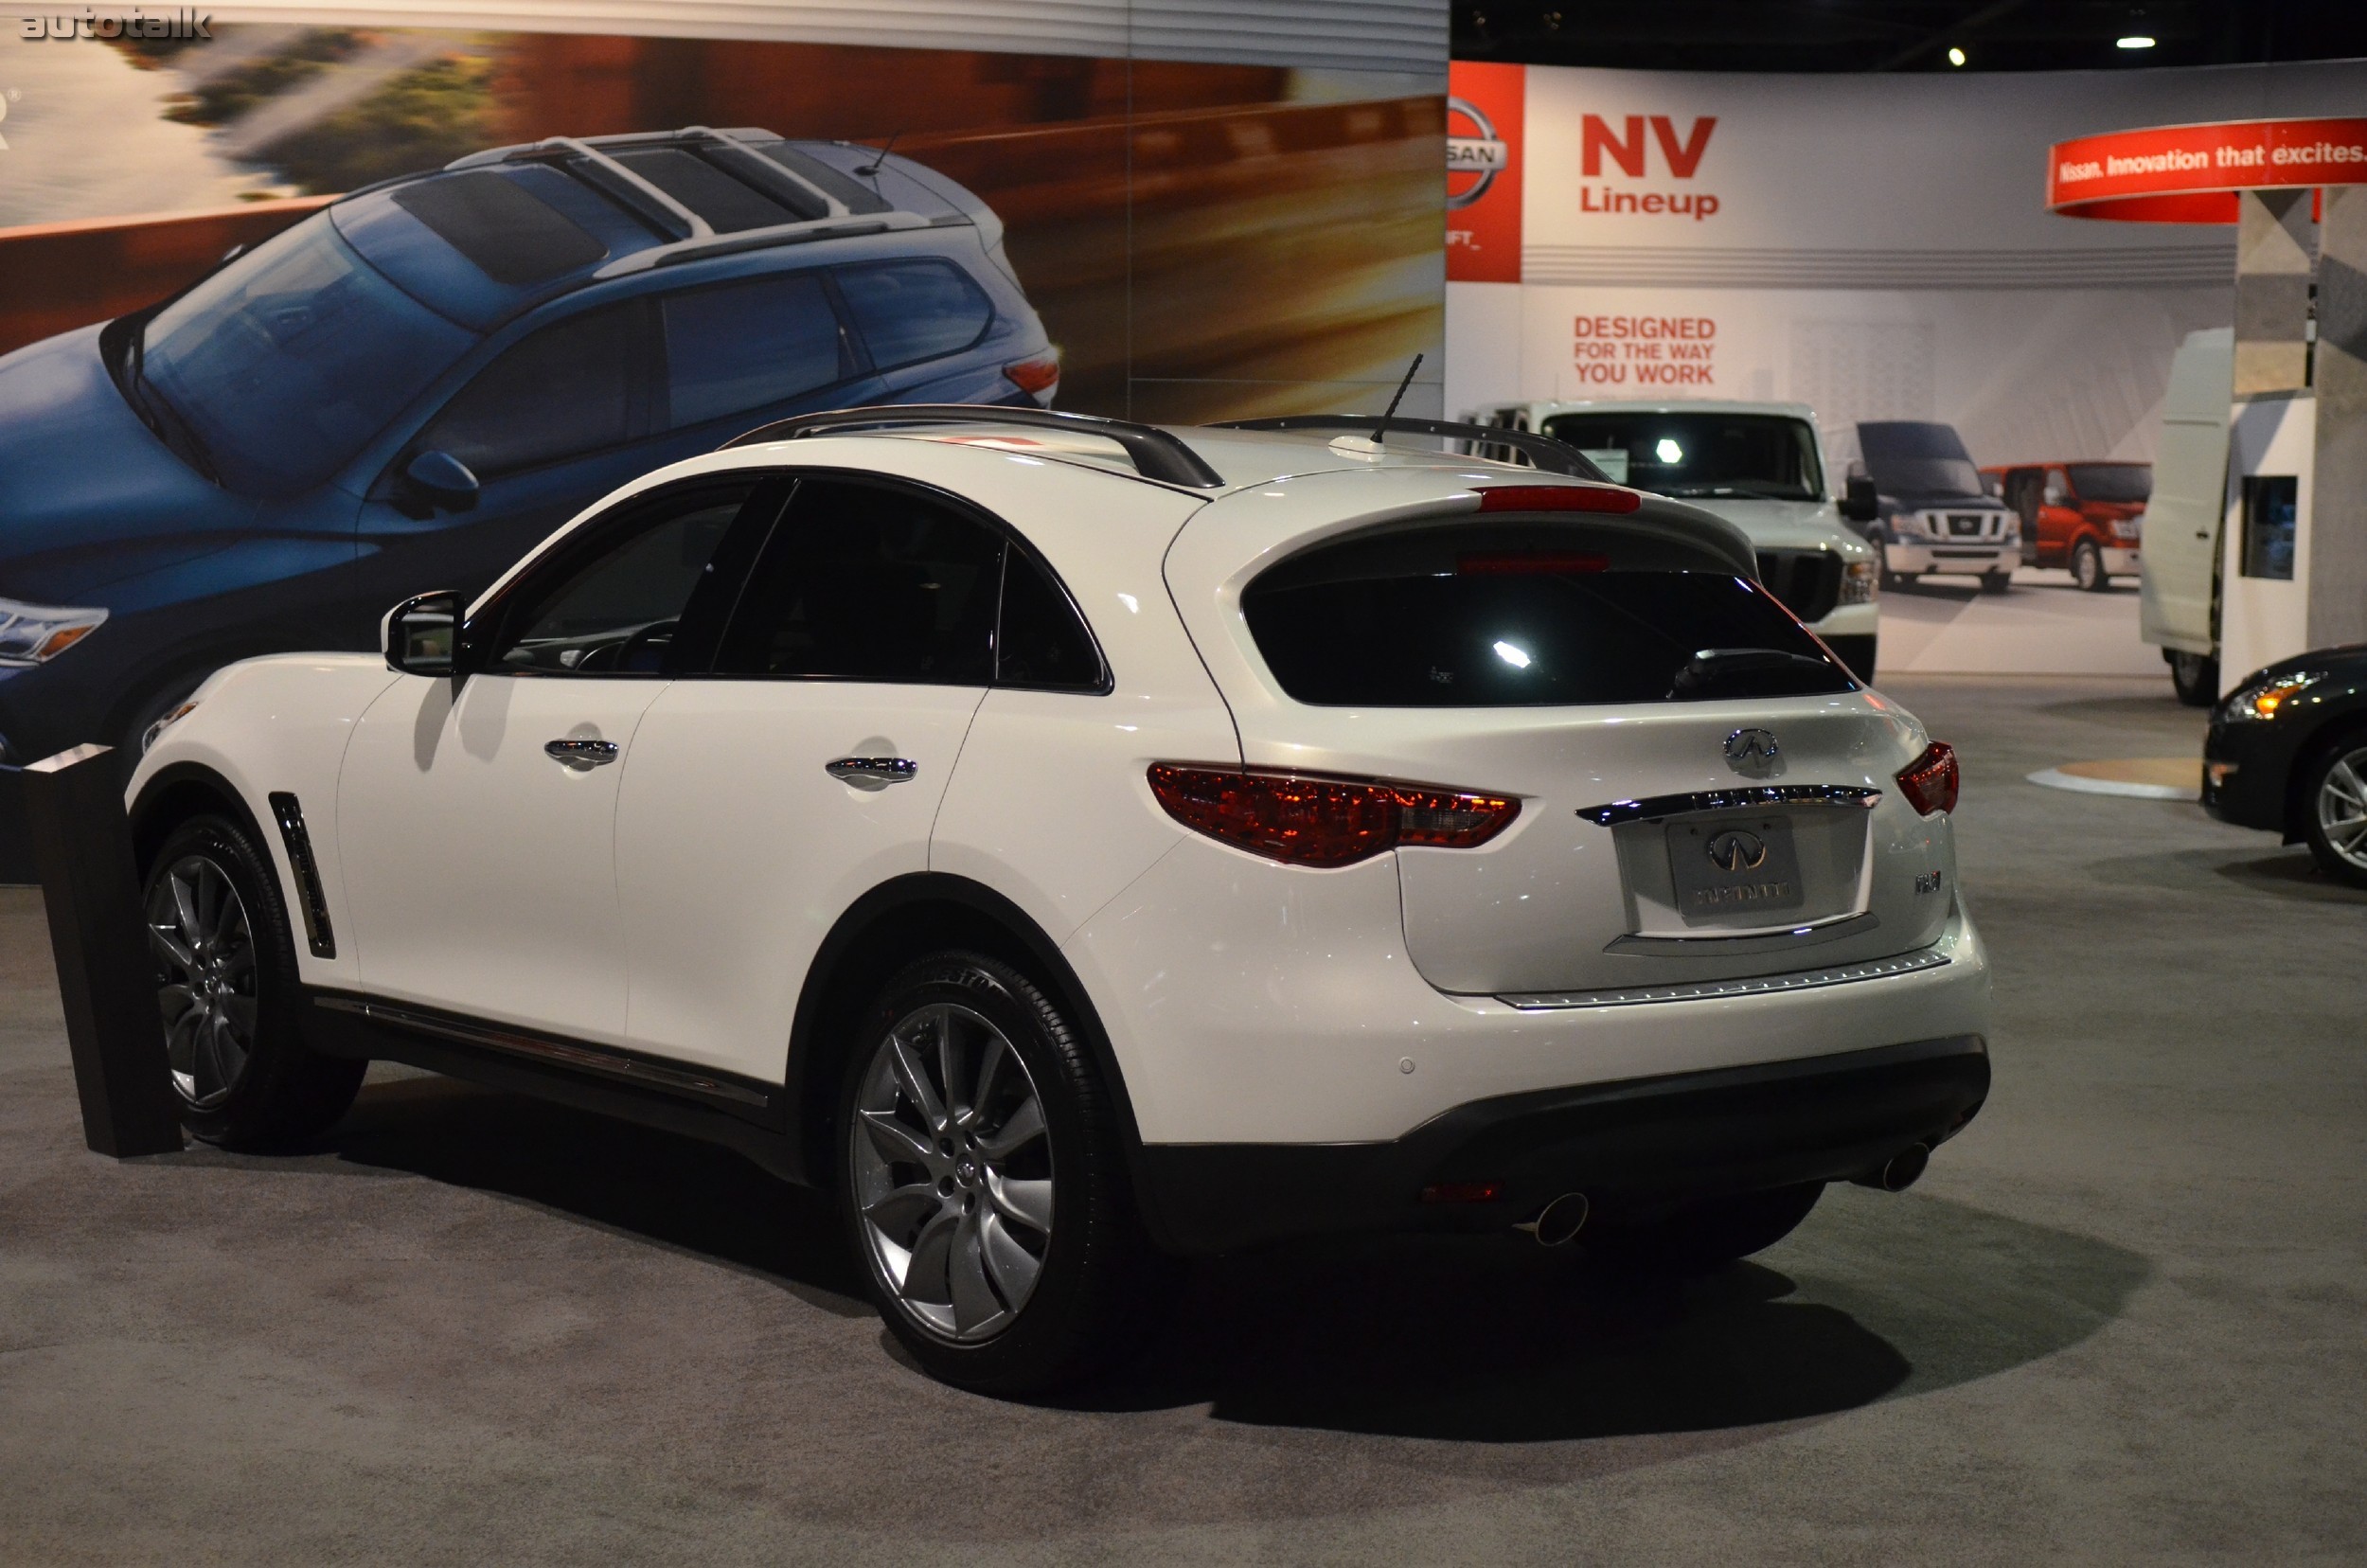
[148,852,259,1108]
[851,1000,1055,1344]
[2305,742,2367,888]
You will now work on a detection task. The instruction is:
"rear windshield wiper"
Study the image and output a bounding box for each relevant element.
[1671,646,1835,693]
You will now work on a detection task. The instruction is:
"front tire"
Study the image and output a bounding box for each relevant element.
[144,813,365,1148]
[2300,737,2367,889]
[1588,1183,1824,1276]
[1980,569,2014,595]
[838,952,1154,1393]
[2071,539,2108,592]
[2169,650,2218,707]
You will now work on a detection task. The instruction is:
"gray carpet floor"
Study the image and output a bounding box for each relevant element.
[1,675,2360,1564]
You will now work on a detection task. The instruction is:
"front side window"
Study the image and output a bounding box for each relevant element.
[1243,522,1854,707]
[140,214,476,497]
[836,260,993,370]
[493,481,757,674]
[661,273,850,429]
[715,478,1002,684]
[419,305,639,478]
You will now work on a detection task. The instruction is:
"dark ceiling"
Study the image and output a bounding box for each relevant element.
[1451,0,2367,72]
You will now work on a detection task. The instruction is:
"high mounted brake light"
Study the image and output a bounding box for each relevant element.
[1147,765,1520,868]
[1896,742,1960,816]
[1474,485,1642,515]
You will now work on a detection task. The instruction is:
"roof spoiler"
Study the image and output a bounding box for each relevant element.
[722,405,1228,490]
[1214,416,1610,482]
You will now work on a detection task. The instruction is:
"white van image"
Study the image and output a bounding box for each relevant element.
[1461,400,1881,679]
[2138,327,2235,705]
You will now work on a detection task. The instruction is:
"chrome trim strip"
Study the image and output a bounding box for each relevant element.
[1606,910,1879,955]
[1576,785,1884,827]
[1499,946,1949,1010]
[313,995,771,1109]
[266,791,335,960]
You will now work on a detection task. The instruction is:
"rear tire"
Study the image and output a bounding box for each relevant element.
[2169,650,2218,707]
[2071,539,2108,592]
[838,951,1157,1394]
[143,813,365,1149]
[2299,736,2367,890]
[1588,1183,1824,1276]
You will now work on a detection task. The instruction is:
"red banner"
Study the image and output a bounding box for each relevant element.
[2048,116,2367,223]
[1448,62,1523,281]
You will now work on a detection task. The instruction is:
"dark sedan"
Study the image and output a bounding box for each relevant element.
[2202,643,2367,887]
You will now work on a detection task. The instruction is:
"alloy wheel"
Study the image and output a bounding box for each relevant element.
[2317,747,2367,872]
[850,1002,1054,1343]
[147,853,258,1108]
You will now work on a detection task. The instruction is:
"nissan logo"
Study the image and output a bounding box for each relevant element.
[1724,727,1781,776]
[1447,97,1507,210]
[1705,829,1769,874]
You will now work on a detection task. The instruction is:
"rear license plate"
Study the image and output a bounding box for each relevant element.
[1666,816,1805,925]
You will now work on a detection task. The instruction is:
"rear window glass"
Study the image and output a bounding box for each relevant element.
[1243,526,1855,707]
[838,260,993,368]
[391,171,607,285]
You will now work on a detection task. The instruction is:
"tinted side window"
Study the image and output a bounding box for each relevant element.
[661,273,850,429]
[422,305,637,476]
[997,547,1104,691]
[495,482,756,674]
[715,479,1000,684]
[836,260,992,369]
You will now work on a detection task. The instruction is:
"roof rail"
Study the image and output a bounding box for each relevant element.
[1214,416,1610,482]
[723,405,1228,490]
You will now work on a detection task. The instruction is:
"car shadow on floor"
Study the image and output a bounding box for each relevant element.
[249,1069,2150,1444]
[2084,845,2367,905]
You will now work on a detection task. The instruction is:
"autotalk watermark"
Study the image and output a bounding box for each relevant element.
[18,8,212,39]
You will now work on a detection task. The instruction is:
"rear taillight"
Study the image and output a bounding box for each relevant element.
[1147,765,1519,868]
[1005,355,1060,398]
[1896,742,1960,815]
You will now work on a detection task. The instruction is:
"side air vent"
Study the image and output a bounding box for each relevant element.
[267,792,335,959]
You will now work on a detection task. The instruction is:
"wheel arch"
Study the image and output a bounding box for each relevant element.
[128,760,273,881]
[781,874,1157,1220]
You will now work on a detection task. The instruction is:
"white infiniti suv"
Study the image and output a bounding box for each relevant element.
[127,407,1992,1392]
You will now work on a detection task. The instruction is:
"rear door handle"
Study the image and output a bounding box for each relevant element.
[826,757,917,786]
[545,738,619,770]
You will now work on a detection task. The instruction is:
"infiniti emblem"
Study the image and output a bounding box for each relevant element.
[1705,829,1769,874]
[1724,727,1781,777]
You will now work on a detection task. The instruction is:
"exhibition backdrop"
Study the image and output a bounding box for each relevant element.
[1445,57,2367,676]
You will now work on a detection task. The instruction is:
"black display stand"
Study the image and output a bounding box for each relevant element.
[23,744,185,1156]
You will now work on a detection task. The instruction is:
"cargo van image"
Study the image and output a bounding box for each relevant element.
[1848,421,2018,593]
[1983,460,2150,591]
[1459,400,1881,680]
[2139,328,2235,705]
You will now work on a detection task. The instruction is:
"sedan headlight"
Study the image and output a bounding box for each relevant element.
[1840,559,1878,604]
[2221,670,2322,722]
[0,597,108,666]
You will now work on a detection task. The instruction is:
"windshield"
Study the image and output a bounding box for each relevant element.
[1539,412,1823,502]
[2068,463,2152,504]
[1858,421,1984,500]
[140,214,477,496]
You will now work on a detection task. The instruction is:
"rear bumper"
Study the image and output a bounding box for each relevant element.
[1138,1034,1988,1254]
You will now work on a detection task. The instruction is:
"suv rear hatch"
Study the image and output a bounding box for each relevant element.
[1166,472,1954,997]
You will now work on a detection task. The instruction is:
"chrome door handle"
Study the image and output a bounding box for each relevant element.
[545,738,619,770]
[826,757,917,786]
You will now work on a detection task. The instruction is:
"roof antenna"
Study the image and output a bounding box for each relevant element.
[1373,352,1423,441]
[856,129,903,190]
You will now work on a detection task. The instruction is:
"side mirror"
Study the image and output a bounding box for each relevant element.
[400,450,480,513]
[1839,475,1879,525]
[383,589,459,676]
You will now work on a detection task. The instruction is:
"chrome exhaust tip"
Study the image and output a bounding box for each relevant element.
[1852,1143,1931,1193]
[1515,1191,1592,1247]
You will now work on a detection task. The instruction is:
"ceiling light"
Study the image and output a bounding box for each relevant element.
[1947,46,1967,66]
[2116,35,2156,49]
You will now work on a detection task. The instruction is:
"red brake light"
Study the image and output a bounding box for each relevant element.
[1474,484,1641,515]
[1005,355,1061,396]
[1896,742,1960,815]
[1146,765,1520,868]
